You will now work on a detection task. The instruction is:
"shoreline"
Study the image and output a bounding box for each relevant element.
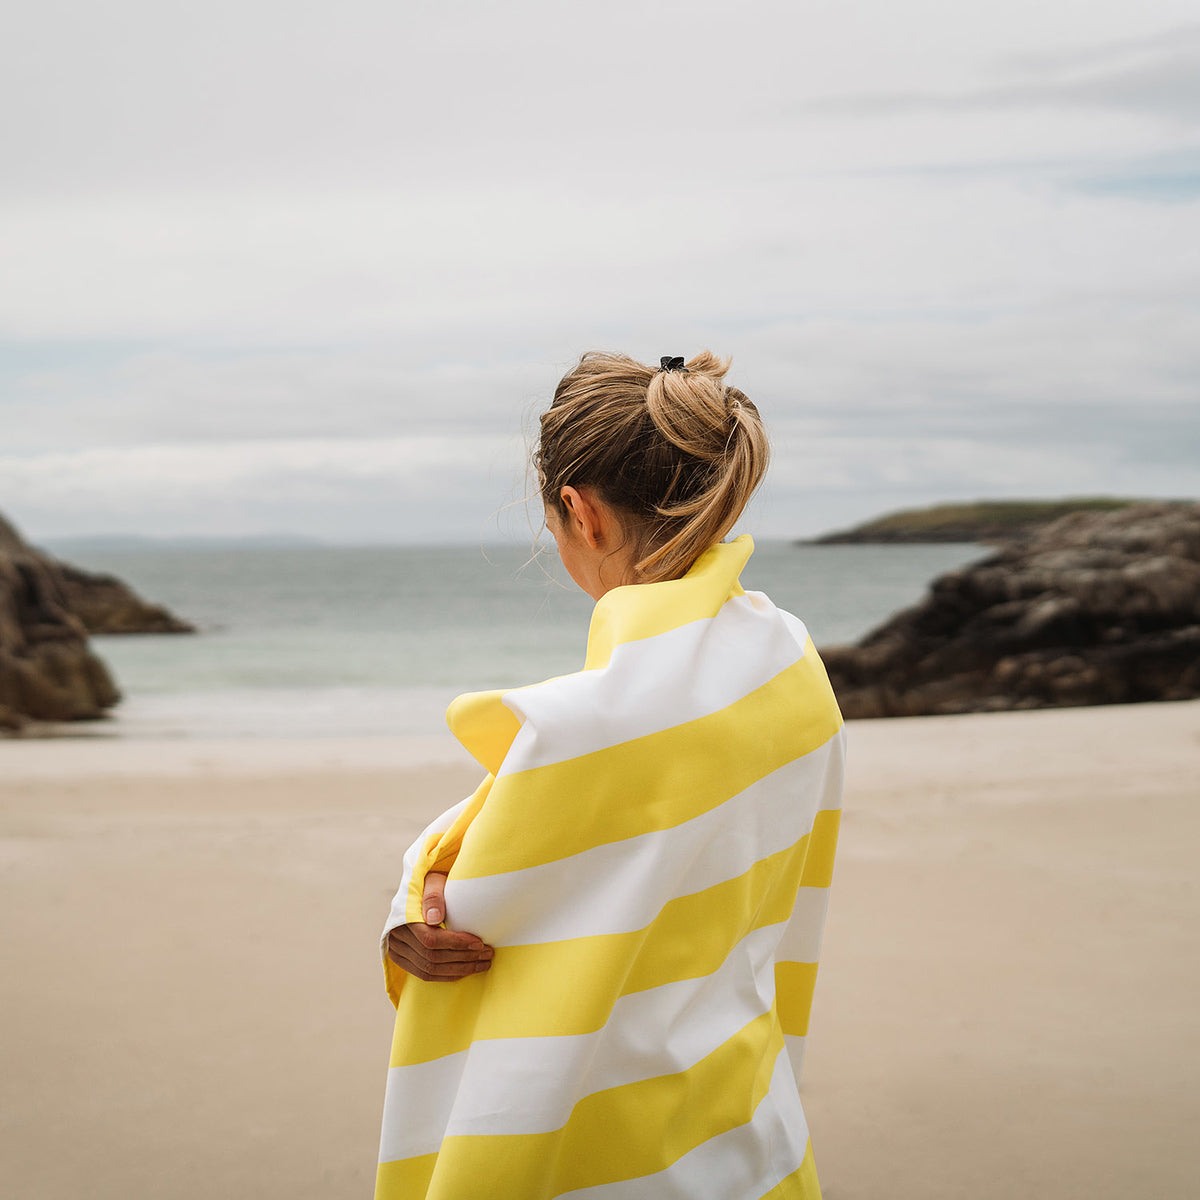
[4,692,1198,777]
[0,731,468,778]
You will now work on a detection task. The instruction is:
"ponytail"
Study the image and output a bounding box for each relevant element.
[535,350,770,582]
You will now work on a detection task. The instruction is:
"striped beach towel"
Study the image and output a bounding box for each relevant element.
[377,535,845,1199]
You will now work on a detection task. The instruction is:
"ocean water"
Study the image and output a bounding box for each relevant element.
[64,540,989,739]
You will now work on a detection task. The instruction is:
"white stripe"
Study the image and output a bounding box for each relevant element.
[497,592,809,776]
[820,721,846,812]
[784,1033,809,1085]
[378,921,790,1162]
[443,737,840,947]
[776,886,831,965]
[380,795,472,949]
[777,607,812,657]
[555,1047,810,1199]
[376,1047,468,1164]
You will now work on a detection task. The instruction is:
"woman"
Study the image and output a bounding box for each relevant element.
[376,351,846,1199]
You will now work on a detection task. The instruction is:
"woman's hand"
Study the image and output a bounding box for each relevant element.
[385,871,494,982]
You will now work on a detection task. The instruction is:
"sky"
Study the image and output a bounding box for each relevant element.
[2,0,1198,545]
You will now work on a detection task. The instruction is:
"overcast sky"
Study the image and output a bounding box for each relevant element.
[3,0,1198,545]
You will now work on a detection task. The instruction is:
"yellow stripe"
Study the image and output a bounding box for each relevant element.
[383,1009,784,1198]
[445,693,524,773]
[583,535,754,670]
[375,1150,437,1200]
[799,807,839,888]
[402,774,496,925]
[389,818,818,1068]
[759,1136,821,1199]
[775,960,820,1037]
[445,646,841,880]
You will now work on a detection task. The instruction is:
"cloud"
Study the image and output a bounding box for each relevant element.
[3,350,551,451]
[7,288,1198,544]
[0,435,531,542]
[1,2,1197,542]
[802,22,1200,126]
[0,0,827,197]
[5,155,1197,349]
[1068,147,1200,201]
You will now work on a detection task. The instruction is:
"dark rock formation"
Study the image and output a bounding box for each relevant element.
[0,511,191,730]
[52,561,194,634]
[0,515,118,728]
[821,501,1200,718]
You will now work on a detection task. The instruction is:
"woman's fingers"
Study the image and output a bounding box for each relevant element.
[407,922,489,952]
[391,924,491,958]
[422,871,449,925]
[388,947,491,981]
[386,923,494,982]
[389,942,493,981]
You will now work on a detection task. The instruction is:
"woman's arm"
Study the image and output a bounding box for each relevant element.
[381,780,496,1002]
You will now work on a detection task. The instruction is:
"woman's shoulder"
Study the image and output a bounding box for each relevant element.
[491,588,817,772]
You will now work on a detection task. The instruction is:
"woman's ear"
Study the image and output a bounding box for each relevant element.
[559,486,607,548]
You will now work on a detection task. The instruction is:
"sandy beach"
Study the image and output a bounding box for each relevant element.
[2,700,1197,1199]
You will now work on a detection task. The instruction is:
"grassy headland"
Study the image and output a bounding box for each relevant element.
[806,496,1160,544]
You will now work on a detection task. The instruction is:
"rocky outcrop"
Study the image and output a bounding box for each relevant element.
[0,512,191,730]
[0,515,117,729]
[52,561,193,634]
[821,501,1200,717]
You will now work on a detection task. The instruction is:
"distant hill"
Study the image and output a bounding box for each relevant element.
[806,497,1169,545]
[37,532,328,555]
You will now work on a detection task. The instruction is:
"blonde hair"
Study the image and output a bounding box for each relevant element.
[534,350,770,582]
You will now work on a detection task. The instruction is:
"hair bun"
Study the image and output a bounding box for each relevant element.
[645,351,738,462]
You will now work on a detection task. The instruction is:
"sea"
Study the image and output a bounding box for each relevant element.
[57,540,990,740]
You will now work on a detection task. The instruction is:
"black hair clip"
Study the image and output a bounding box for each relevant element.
[660,356,687,372]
